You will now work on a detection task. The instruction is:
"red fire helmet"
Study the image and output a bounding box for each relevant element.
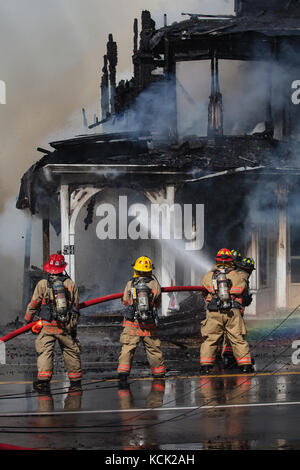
[216,248,233,263]
[43,253,67,274]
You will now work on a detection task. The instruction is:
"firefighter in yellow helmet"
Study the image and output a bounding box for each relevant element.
[200,248,253,374]
[24,252,82,392]
[117,256,165,383]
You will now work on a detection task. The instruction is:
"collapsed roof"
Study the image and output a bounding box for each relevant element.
[16,131,300,215]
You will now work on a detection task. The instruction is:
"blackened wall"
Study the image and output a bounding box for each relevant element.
[235,0,300,17]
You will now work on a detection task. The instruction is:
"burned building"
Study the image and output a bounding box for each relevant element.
[16,0,300,318]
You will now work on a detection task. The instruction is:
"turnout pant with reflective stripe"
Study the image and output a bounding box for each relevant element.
[35,328,82,382]
[117,327,165,376]
[221,311,246,356]
[200,309,252,366]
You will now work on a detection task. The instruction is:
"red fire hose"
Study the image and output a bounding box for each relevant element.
[0,285,207,343]
[0,322,38,343]
[79,285,207,309]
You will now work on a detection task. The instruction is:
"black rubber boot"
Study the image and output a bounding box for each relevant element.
[69,380,82,391]
[215,350,222,364]
[118,373,129,384]
[240,364,254,374]
[33,380,50,392]
[200,365,213,375]
[153,374,165,379]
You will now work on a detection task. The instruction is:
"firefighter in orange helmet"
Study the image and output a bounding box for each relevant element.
[200,248,253,374]
[24,252,82,392]
[117,256,165,384]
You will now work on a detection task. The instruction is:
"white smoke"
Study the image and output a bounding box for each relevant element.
[0,199,31,324]
[0,0,236,324]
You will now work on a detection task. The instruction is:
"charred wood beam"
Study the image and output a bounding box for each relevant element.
[101,54,110,121]
[82,108,88,129]
[37,147,52,154]
[50,131,151,149]
[152,29,278,61]
[107,34,118,115]
[164,38,176,75]
[167,34,275,62]
[132,10,157,92]
[164,38,178,141]
[133,18,138,54]
[133,18,140,88]
[181,12,235,19]
[141,10,156,39]
[136,53,157,91]
[174,51,271,62]
[42,218,50,265]
[207,52,223,137]
[22,216,32,310]
[265,60,274,138]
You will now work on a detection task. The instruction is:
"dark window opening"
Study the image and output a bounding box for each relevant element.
[291,259,300,283]
[291,224,300,257]
[290,222,300,283]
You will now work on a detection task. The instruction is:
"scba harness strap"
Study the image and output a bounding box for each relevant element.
[39,275,78,325]
[208,269,241,312]
[123,277,156,322]
[207,297,242,312]
[47,275,69,323]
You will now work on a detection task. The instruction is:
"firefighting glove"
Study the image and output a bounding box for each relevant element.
[70,310,79,328]
[123,306,135,320]
[207,297,220,312]
[242,292,253,307]
[70,310,79,337]
[152,308,159,326]
[70,328,77,340]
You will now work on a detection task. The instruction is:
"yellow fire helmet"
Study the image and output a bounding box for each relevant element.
[132,256,154,273]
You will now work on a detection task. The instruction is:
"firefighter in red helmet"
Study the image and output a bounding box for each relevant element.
[200,248,253,374]
[221,250,255,369]
[24,252,82,392]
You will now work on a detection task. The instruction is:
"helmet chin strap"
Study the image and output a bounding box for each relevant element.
[133,270,152,278]
[216,262,234,269]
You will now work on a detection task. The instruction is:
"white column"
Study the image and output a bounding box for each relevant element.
[161,242,176,315]
[60,184,71,276]
[188,219,204,286]
[69,187,103,281]
[0,341,5,365]
[246,225,258,316]
[276,185,288,310]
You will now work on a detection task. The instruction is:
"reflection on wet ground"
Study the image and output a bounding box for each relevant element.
[2,317,300,451]
[1,370,300,450]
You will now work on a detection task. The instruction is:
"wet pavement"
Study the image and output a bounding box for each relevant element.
[1,370,300,451]
[1,319,300,451]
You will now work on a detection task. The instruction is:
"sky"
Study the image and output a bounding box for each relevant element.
[0,0,234,322]
[0,0,234,206]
